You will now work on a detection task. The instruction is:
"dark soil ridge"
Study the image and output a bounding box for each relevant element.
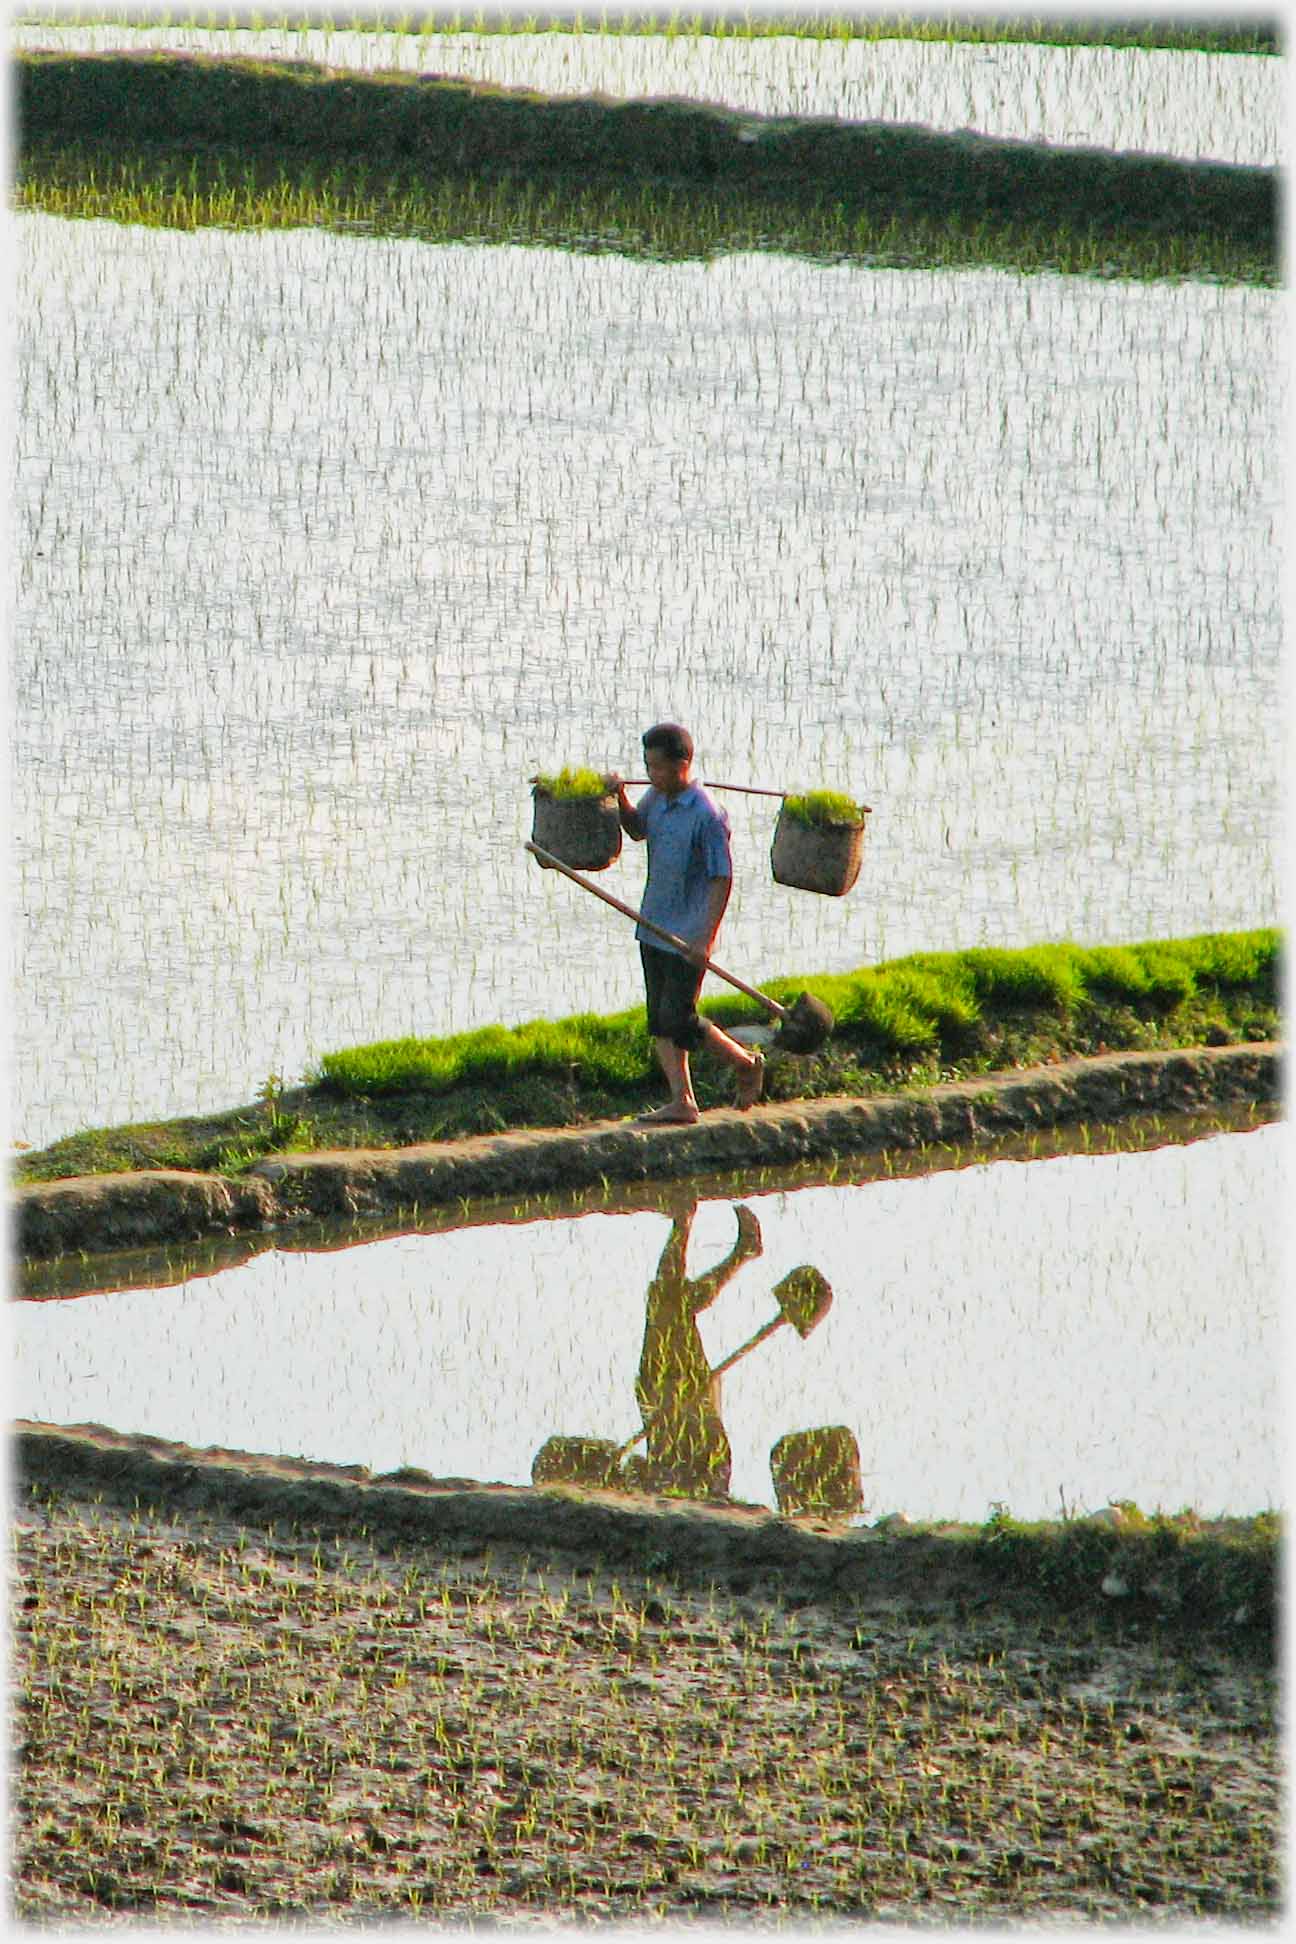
[16,50,1277,256]
[11,1420,1277,1649]
[13,1042,1282,1268]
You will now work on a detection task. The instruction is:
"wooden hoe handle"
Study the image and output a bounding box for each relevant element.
[525,842,789,1022]
[620,778,788,800]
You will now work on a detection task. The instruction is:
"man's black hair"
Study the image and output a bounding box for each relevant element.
[642,722,694,764]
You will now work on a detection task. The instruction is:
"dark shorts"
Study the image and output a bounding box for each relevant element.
[640,944,705,1051]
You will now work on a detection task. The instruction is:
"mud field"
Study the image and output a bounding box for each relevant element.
[11,1449,1280,1928]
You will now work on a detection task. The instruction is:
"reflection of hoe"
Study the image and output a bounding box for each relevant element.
[533,1266,833,1488]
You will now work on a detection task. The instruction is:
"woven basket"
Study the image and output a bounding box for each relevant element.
[531,791,622,871]
[770,807,866,896]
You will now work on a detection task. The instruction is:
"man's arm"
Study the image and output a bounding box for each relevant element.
[686,874,731,965]
[605,773,646,840]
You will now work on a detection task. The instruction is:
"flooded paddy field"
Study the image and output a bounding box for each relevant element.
[13,216,1281,1150]
[10,22,1284,1926]
[13,18,1284,165]
[15,1116,1282,1525]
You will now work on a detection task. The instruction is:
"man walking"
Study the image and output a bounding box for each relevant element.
[607,722,765,1124]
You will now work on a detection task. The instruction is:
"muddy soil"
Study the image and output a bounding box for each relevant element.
[11,1458,1280,1927]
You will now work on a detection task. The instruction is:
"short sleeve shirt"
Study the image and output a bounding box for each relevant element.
[635,785,733,957]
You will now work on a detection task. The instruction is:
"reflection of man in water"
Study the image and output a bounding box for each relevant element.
[621,1196,762,1500]
[529,1199,859,1510]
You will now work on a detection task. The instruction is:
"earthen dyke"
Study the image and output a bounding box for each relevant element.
[13,1042,1282,1268]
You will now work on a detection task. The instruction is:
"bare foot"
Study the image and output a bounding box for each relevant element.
[633,1101,702,1125]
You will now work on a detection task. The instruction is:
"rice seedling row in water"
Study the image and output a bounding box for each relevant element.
[15,7,1282,55]
[13,54,1278,276]
[16,140,1274,285]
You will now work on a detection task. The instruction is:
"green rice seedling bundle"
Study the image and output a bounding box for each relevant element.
[781,789,869,828]
[531,766,610,800]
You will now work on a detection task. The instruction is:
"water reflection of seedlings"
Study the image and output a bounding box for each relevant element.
[532,1198,839,1507]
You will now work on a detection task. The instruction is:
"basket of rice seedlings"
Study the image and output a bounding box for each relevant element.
[771,790,871,896]
[530,767,622,871]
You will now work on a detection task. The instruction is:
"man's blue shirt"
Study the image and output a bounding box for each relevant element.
[635,784,732,957]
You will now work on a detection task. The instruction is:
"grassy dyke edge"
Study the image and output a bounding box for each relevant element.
[12,1423,1281,1649]
[316,929,1282,1096]
[11,1048,1283,1270]
[13,930,1282,1184]
[970,1504,1279,1647]
[13,52,1279,283]
[11,11,1284,56]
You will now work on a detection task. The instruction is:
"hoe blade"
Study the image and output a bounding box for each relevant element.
[771,1264,833,1337]
[771,990,834,1055]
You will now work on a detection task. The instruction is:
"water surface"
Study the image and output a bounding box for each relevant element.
[13,23,1283,166]
[13,221,1280,1146]
[14,1126,1282,1522]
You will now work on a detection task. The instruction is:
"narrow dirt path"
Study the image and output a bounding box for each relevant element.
[14,1042,1282,1265]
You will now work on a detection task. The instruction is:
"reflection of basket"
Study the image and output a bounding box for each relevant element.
[531,790,622,872]
[532,1435,622,1487]
[770,807,866,897]
[769,1425,863,1517]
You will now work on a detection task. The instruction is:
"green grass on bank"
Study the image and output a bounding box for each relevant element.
[13,53,1278,286]
[972,1502,1279,1646]
[318,929,1281,1093]
[14,930,1281,1185]
[11,11,1283,56]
